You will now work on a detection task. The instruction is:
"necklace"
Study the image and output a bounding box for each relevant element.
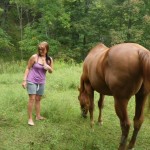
[41,57,46,65]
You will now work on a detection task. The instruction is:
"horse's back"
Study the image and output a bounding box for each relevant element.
[103,43,147,97]
[107,43,143,74]
[107,43,147,77]
[82,43,148,97]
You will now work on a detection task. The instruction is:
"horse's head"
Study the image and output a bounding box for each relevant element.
[78,87,90,118]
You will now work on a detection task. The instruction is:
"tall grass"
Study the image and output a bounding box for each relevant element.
[0,60,150,150]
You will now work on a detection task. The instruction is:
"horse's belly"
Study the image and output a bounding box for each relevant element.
[105,72,143,98]
[88,69,112,95]
[90,80,112,95]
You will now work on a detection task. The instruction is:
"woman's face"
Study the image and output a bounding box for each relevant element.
[38,45,47,56]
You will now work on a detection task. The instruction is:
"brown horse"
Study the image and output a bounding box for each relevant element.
[78,43,150,150]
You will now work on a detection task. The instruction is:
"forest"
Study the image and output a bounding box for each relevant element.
[1,1,150,149]
[0,0,150,62]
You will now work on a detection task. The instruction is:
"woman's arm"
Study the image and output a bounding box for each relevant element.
[48,57,53,73]
[22,55,36,88]
[44,57,54,73]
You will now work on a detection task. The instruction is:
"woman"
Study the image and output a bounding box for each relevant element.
[22,41,53,126]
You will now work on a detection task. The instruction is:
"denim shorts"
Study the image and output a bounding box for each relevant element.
[27,82,45,95]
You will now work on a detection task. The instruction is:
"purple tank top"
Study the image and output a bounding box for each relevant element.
[27,62,46,84]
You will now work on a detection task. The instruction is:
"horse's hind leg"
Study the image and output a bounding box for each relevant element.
[98,94,104,125]
[114,97,130,150]
[128,89,148,149]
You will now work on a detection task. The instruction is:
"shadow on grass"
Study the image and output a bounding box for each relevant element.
[0,116,15,127]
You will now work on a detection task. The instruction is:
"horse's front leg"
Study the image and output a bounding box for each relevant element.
[84,82,94,128]
[88,90,94,128]
[98,94,105,126]
[114,98,131,150]
[128,91,147,149]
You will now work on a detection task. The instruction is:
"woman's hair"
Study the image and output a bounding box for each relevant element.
[38,41,51,65]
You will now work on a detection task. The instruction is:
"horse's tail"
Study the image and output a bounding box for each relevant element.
[138,49,150,92]
[148,96,150,111]
[139,49,150,112]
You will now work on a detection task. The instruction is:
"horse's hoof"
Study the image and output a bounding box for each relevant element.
[91,128,94,132]
[127,147,134,150]
[90,122,94,128]
[98,121,103,126]
[81,114,87,118]
[83,116,87,118]
[127,144,135,150]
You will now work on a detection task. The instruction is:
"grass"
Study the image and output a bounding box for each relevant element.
[0,60,150,150]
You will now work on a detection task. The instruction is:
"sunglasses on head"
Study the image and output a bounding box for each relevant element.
[38,47,45,51]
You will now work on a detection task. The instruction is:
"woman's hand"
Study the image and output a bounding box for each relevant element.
[44,64,53,73]
[44,64,50,70]
[22,80,27,89]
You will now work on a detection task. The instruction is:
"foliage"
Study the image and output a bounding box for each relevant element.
[0,0,150,61]
[0,28,14,60]
[0,28,13,49]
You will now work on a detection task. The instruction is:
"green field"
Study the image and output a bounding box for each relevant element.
[0,61,150,150]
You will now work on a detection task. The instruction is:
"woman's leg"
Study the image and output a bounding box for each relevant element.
[28,94,36,125]
[35,95,45,120]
